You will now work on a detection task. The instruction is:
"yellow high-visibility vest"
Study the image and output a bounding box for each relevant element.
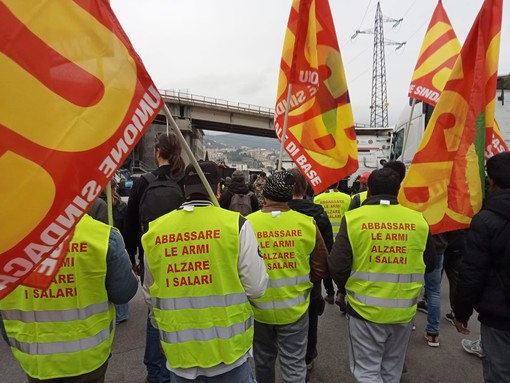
[247,209,315,324]
[142,205,254,368]
[345,203,429,324]
[0,214,115,379]
[314,191,351,239]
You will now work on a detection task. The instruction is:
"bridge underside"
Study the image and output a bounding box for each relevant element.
[152,115,277,139]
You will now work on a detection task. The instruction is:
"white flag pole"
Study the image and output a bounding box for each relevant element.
[277,84,293,171]
[161,103,220,207]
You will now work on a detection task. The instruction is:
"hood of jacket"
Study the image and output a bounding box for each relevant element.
[288,199,324,218]
[228,181,250,194]
[483,189,510,221]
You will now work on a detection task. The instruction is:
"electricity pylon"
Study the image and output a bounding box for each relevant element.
[352,2,405,128]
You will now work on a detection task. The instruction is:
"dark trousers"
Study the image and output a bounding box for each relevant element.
[27,361,108,383]
[306,296,324,364]
[323,277,335,295]
[443,230,466,309]
[481,324,510,383]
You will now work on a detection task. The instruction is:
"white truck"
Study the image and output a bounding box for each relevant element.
[391,74,510,164]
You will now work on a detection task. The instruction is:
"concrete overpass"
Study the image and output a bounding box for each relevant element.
[156,89,276,138]
[132,90,277,172]
[131,90,381,173]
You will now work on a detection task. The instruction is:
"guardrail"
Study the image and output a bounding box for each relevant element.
[159,89,275,117]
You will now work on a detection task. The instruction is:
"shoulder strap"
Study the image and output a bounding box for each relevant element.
[141,172,157,184]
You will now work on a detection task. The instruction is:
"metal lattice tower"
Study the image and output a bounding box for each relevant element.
[370,2,388,129]
[352,2,405,128]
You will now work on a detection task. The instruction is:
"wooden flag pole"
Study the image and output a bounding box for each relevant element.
[161,103,220,207]
[277,84,293,171]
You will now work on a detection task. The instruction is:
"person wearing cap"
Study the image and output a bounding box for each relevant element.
[328,168,436,383]
[219,169,260,213]
[348,171,371,210]
[141,161,268,382]
[246,171,329,383]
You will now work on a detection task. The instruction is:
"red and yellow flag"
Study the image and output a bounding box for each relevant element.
[275,0,358,194]
[399,0,504,234]
[408,0,460,105]
[0,0,162,298]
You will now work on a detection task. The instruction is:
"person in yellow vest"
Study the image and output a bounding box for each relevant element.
[247,171,329,383]
[348,171,371,211]
[0,214,138,383]
[328,168,436,382]
[141,160,268,382]
[313,182,351,308]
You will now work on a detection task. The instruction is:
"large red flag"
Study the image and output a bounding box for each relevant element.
[408,0,460,106]
[0,0,163,298]
[399,0,504,234]
[275,0,358,194]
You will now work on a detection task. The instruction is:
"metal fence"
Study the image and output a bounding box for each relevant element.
[158,89,274,117]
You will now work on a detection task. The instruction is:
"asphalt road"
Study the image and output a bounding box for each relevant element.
[0,278,483,382]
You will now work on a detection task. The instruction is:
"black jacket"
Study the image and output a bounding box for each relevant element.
[123,165,184,265]
[288,199,334,252]
[454,189,510,331]
[288,198,333,302]
[219,181,259,213]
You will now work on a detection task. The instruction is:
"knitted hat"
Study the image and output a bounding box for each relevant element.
[263,172,295,202]
[232,170,246,182]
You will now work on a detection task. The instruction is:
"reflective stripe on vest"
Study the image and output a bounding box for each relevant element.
[7,321,114,355]
[152,293,248,311]
[267,275,310,288]
[350,271,424,284]
[2,302,109,323]
[344,204,428,324]
[251,290,310,310]
[346,289,419,308]
[142,206,254,369]
[160,317,253,344]
[0,215,114,380]
[248,210,315,325]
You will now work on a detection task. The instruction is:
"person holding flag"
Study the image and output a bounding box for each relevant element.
[0,214,138,382]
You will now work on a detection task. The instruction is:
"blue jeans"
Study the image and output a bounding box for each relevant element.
[145,317,171,383]
[169,359,256,383]
[425,253,443,335]
[115,303,129,323]
[481,324,510,383]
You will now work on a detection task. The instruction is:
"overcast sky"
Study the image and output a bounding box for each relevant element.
[111,0,510,127]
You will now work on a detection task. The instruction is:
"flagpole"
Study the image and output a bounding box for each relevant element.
[161,103,220,207]
[277,84,293,171]
[401,98,417,164]
[105,182,113,226]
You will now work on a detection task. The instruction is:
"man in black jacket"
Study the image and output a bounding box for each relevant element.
[287,167,333,378]
[453,151,510,382]
[219,170,260,214]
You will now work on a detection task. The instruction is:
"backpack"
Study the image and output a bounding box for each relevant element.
[138,173,184,233]
[228,191,254,216]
